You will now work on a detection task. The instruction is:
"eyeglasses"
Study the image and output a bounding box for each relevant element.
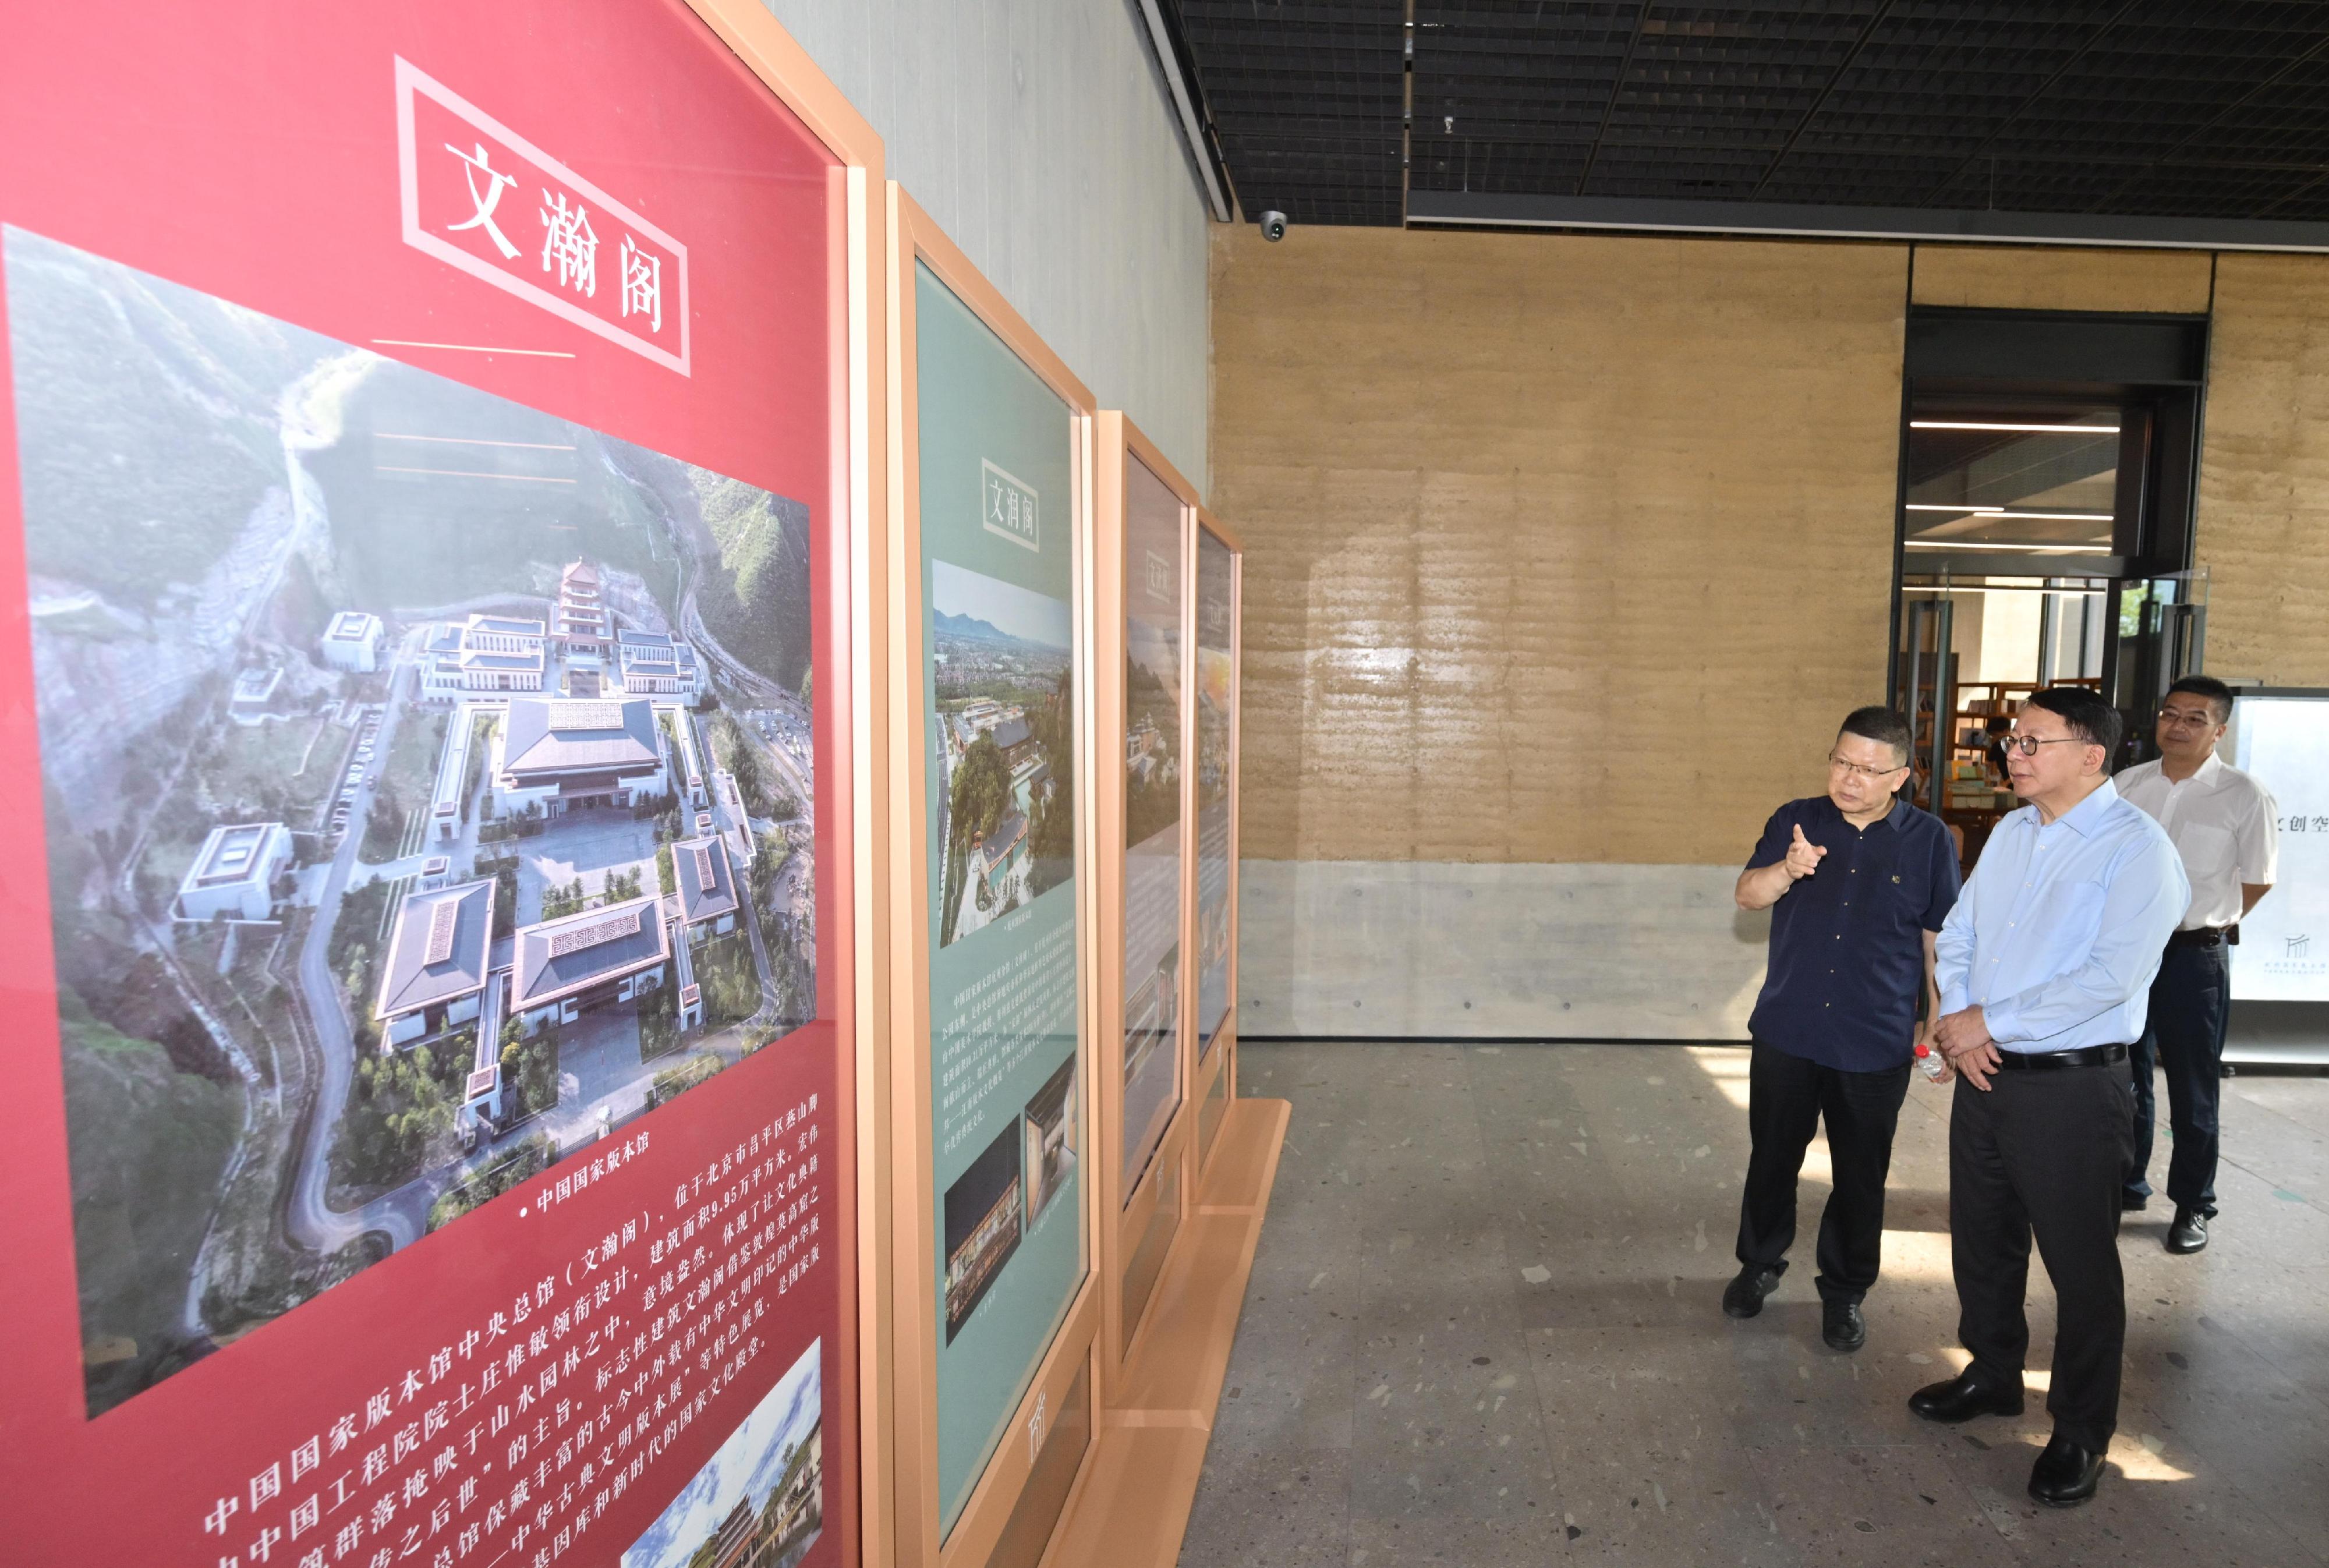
[1998,733,2092,757]
[1828,752,1909,782]
[2157,708,2222,730]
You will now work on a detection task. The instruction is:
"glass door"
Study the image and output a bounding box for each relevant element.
[2104,568,2210,769]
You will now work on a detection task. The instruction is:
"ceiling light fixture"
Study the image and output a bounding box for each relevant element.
[1909,420,2122,435]
[1902,540,2103,554]
[1904,505,2112,521]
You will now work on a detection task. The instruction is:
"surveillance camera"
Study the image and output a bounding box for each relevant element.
[1259,210,1289,242]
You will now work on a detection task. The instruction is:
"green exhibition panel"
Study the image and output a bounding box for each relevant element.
[912,263,1087,1535]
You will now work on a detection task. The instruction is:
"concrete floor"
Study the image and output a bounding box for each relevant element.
[1180,1042,2329,1567]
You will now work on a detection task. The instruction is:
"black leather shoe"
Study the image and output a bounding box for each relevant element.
[2028,1433,2105,1506]
[2121,1191,2149,1212]
[2167,1207,2210,1254]
[1721,1265,1782,1319]
[1821,1297,1866,1352]
[1907,1371,2024,1424]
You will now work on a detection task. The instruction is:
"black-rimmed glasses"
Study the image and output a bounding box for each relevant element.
[1998,733,2090,757]
[1827,752,1909,782]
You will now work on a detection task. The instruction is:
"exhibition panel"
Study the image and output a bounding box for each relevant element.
[1091,413,1207,1378]
[0,4,883,1566]
[1017,418,1279,1568]
[1121,456,1189,1201]
[1190,516,1241,1169]
[883,186,1101,1568]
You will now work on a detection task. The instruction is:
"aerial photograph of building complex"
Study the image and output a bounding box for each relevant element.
[929,560,1072,948]
[622,1340,824,1568]
[6,227,820,1414]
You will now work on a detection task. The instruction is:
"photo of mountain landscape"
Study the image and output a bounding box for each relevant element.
[5,225,820,1415]
[929,560,1072,949]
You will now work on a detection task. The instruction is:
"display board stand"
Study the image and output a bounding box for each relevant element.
[1091,412,1201,1385]
[680,14,895,1565]
[1039,1096,1286,1568]
[885,185,1104,1568]
[1,6,884,1567]
[1188,509,1245,1183]
[1035,417,1284,1568]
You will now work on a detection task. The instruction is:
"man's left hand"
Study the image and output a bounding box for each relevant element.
[1935,1006,1999,1090]
[1934,1004,1990,1053]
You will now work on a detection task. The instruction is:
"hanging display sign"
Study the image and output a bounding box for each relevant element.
[1119,459,1186,1195]
[911,262,1086,1535]
[1192,527,1236,1056]
[0,6,855,1564]
[2231,694,2329,1003]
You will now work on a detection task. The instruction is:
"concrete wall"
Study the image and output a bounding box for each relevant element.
[1212,224,1908,1037]
[1909,244,2213,314]
[762,0,1212,488]
[2197,253,2329,688]
[1216,226,2329,1039]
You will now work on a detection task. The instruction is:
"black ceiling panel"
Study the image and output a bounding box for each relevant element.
[1171,2,1407,225]
[1166,0,2329,228]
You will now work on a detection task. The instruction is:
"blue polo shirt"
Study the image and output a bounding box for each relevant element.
[1745,795,1962,1073]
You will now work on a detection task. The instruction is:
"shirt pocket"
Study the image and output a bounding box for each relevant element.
[1885,862,1930,925]
[2178,821,2235,880]
[2036,879,2107,950]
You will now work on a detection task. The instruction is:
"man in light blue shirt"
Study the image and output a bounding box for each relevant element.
[1907,686,2186,1509]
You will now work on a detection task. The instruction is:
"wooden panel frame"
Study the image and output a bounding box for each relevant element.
[886,185,1104,1568]
[669,5,891,1564]
[1092,412,1209,1392]
[1190,509,1243,1178]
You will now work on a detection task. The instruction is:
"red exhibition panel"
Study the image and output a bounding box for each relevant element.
[0,5,854,1566]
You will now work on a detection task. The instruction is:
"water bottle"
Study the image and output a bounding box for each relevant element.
[1914,1040,1950,1084]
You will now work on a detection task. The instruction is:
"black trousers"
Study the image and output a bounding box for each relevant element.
[1735,1040,1911,1303]
[1952,1061,2136,1452]
[2125,940,2229,1215]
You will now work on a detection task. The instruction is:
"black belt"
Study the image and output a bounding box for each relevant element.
[1994,1042,2128,1071]
[2167,925,2235,948]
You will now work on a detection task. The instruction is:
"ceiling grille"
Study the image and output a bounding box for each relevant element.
[1167,1,2329,227]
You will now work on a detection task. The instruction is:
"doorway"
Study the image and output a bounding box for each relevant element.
[1889,307,2211,867]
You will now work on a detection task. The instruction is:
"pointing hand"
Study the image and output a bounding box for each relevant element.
[1785,824,1828,880]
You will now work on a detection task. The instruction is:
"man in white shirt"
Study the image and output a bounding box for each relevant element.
[2114,675,2278,1255]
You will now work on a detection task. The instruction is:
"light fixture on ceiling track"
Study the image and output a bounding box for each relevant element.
[1905,505,2114,522]
[1908,420,2122,434]
[1903,540,2103,554]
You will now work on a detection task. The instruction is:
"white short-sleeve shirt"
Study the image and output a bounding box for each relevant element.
[2115,752,2280,930]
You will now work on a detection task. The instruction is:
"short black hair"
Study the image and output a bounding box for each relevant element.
[1837,706,1912,765]
[2164,674,2235,725]
[2024,685,2123,761]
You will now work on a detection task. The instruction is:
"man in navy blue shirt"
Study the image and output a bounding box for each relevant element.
[1725,706,1963,1353]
